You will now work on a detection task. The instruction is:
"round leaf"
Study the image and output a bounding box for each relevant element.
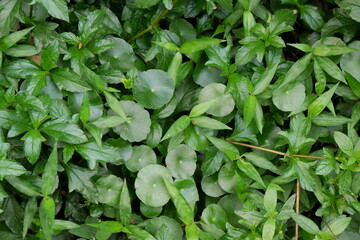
[201,174,226,197]
[135,164,173,208]
[198,83,235,117]
[125,145,157,172]
[165,144,197,179]
[218,162,244,193]
[96,175,123,206]
[273,82,306,112]
[111,101,151,142]
[133,69,175,109]
[140,202,162,218]
[99,37,135,72]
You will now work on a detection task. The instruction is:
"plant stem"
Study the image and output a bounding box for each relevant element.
[295,180,300,240]
[128,0,178,43]
[227,140,324,159]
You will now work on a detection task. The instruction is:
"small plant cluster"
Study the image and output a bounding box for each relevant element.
[0,0,360,239]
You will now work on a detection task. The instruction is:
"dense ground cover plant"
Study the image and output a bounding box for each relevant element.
[1,0,360,239]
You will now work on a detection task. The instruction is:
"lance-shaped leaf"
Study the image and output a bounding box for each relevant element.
[308,83,338,117]
[21,130,46,164]
[34,0,69,22]
[237,158,265,188]
[313,45,358,56]
[253,60,279,95]
[0,27,34,51]
[5,176,41,197]
[40,197,55,240]
[180,37,224,54]
[191,116,231,130]
[42,144,58,196]
[119,179,131,226]
[0,159,26,179]
[161,115,191,141]
[51,68,91,92]
[163,177,194,225]
[291,213,320,235]
[207,136,239,160]
[316,56,346,83]
[281,53,312,86]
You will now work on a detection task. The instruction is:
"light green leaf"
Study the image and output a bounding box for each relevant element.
[345,71,360,98]
[287,43,312,52]
[291,213,320,235]
[21,130,46,164]
[153,41,179,51]
[42,144,58,196]
[0,159,26,178]
[334,131,353,156]
[262,217,276,240]
[163,177,194,225]
[133,69,175,109]
[185,222,199,240]
[87,221,125,233]
[91,116,125,128]
[135,164,173,208]
[244,95,257,128]
[273,82,306,112]
[308,83,338,117]
[96,175,123,206]
[324,216,351,236]
[52,68,91,92]
[134,0,161,8]
[119,179,131,226]
[281,53,312,86]
[311,113,352,126]
[5,176,41,197]
[299,5,323,31]
[3,45,38,57]
[313,45,358,56]
[34,0,69,21]
[125,145,156,172]
[41,40,59,71]
[161,115,191,142]
[165,144,197,179]
[206,136,239,160]
[189,99,218,118]
[79,92,90,124]
[264,183,279,213]
[237,158,265,188]
[23,198,37,238]
[0,27,34,51]
[316,56,346,83]
[253,61,279,95]
[40,197,55,240]
[180,37,224,54]
[191,116,231,130]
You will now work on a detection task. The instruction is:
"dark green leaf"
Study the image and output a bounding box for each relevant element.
[42,144,58,196]
[34,0,69,21]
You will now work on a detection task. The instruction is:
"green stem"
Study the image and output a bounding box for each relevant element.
[128,0,178,43]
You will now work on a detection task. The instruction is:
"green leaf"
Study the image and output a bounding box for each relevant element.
[180,37,224,54]
[314,57,326,94]
[3,59,41,78]
[0,159,26,178]
[237,158,265,188]
[299,5,323,31]
[165,144,197,179]
[0,0,23,38]
[324,216,351,236]
[103,91,127,120]
[291,213,320,235]
[87,221,125,233]
[80,64,105,91]
[39,197,55,240]
[264,183,279,213]
[91,116,125,128]
[244,95,257,128]
[51,68,91,92]
[21,130,46,164]
[41,40,59,71]
[334,131,353,156]
[96,175,123,206]
[133,69,175,109]
[153,41,179,51]
[316,56,346,83]
[134,0,161,8]
[273,82,306,112]
[253,61,279,95]
[161,115,191,142]
[262,217,276,240]
[243,10,256,37]
[119,179,131,226]
[287,43,312,52]
[23,198,37,238]
[281,53,312,86]
[5,176,41,197]
[167,52,182,86]
[311,113,352,126]
[3,45,38,57]
[76,141,122,170]
[308,83,338,117]
[135,164,173,208]
[244,152,280,174]
[41,144,58,196]
[191,116,231,130]
[207,136,239,160]
[65,163,97,202]
[126,225,156,240]
[79,91,90,124]
[111,101,151,142]
[34,0,69,21]
[163,177,194,225]
[345,71,360,98]
[189,99,218,118]
[40,118,88,144]
[313,45,358,56]
[0,27,33,51]
[185,222,199,240]
[198,83,235,117]
[125,145,157,172]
